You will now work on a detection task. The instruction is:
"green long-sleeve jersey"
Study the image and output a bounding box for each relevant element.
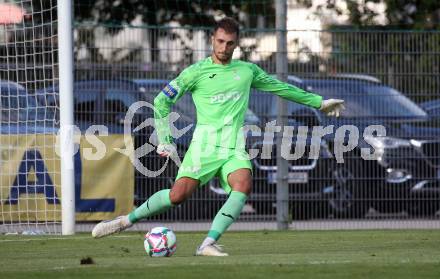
[154,56,322,148]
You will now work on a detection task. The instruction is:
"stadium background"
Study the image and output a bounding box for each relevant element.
[1,0,440,234]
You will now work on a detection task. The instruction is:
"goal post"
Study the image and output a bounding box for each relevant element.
[58,0,75,235]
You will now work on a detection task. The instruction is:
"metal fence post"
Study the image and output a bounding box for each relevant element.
[276,0,289,230]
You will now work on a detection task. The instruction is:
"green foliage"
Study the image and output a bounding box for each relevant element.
[327,26,440,100]
[74,0,275,28]
[73,0,276,65]
[386,0,440,28]
[321,0,440,28]
[320,1,440,100]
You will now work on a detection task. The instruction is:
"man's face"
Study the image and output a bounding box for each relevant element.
[211,28,238,63]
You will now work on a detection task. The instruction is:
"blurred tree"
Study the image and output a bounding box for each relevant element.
[386,0,440,28]
[74,0,275,63]
[74,0,275,28]
[314,0,440,28]
[319,1,440,102]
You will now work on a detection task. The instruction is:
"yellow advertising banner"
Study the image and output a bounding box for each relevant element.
[0,134,134,221]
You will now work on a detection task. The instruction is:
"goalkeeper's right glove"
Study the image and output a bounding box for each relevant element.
[156,143,178,158]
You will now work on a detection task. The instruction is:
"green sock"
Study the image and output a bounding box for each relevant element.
[207,191,248,241]
[128,189,173,223]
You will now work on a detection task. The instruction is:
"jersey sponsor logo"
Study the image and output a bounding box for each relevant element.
[208,73,217,79]
[179,165,201,174]
[161,81,179,99]
[211,91,241,104]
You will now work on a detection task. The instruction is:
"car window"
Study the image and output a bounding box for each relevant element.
[73,89,100,123]
[426,107,440,118]
[74,88,101,103]
[102,99,127,125]
[106,89,139,109]
[306,81,427,118]
[74,100,96,123]
[1,88,44,123]
[250,91,307,119]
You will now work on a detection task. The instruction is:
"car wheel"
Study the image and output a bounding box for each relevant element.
[327,166,370,218]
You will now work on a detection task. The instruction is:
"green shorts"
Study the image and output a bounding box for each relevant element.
[175,143,252,194]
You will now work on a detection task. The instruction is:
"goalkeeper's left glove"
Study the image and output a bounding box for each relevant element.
[320,99,345,117]
[156,143,178,158]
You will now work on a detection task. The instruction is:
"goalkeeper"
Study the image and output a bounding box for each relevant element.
[92,17,344,256]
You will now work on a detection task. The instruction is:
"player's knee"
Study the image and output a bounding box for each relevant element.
[231,179,252,195]
[169,190,187,205]
[169,186,190,205]
[169,178,198,205]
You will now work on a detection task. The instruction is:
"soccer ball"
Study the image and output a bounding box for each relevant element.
[144,227,177,257]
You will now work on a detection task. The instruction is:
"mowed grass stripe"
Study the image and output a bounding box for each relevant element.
[1,230,439,278]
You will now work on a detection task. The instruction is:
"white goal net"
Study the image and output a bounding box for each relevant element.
[0,0,61,234]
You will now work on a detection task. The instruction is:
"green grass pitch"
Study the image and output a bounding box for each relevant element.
[1,230,440,278]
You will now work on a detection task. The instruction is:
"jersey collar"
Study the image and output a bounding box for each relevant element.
[208,56,234,67]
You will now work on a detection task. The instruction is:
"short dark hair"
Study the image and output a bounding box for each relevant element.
[214,17,239,37]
